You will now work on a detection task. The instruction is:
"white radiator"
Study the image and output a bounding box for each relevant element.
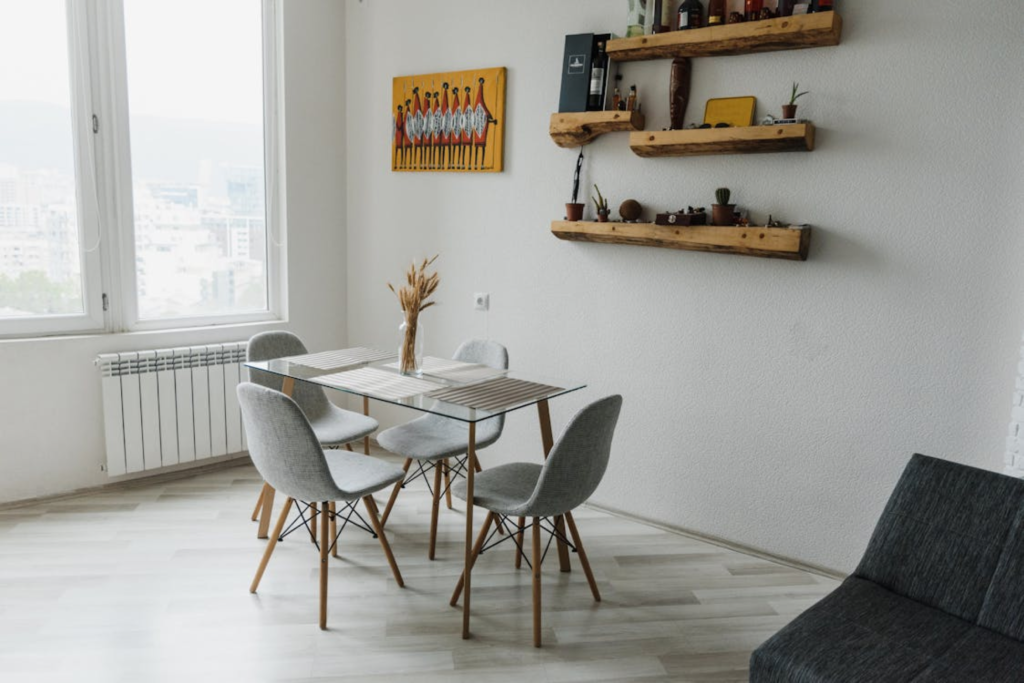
[96,342,249,476]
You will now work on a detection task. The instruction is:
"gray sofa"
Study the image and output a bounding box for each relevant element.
[750,454,1024,682]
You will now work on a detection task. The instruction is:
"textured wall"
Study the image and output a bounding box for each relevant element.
[346,0,1024,573]
[0,1,349,503]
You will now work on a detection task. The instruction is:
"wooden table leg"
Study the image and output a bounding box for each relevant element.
[319,499,329,630]
[257,377,294,539]
[537,400,570,572]
[462,422,476,640]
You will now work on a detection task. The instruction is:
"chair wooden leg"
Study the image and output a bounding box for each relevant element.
[515,516,526,569]
[554,515,571,573]
[310,502,319,542]
[379,458,412,528]
[257,485,276,539]
[443,459,453,510]
[565,511,600,602]
[363,496,404,587]
[532,516,542,648]
[319,500,329,630]
[251,483,266,521]
[344,443,354,452]
[450,511,495,605]
[363,397,371,456]
[329,502,338,558]
[250,497,294,593]
[428,462,443,560]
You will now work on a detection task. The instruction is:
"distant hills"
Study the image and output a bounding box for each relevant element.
[0,101,264,185]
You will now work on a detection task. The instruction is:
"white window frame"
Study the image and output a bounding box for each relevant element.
[0,0,284,338]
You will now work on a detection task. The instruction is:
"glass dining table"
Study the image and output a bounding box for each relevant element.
[244,348,586,639]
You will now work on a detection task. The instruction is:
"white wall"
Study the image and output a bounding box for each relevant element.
[346,0,1024,572]
[0,0,348,503]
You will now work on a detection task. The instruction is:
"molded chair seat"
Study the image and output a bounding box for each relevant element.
[451,394,623,647]
[376,339,509,560]
[311,408,379,448]
[237,382,405,630]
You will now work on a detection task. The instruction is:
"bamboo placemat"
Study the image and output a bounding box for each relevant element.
[282,347,394,372]
[383,356,506,383]
[317,366,443,401]
[428,377,564,412]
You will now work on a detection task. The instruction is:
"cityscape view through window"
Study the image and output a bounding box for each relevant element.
[124,0,268,320]
[0,0,270,328]
[0,0,84,318]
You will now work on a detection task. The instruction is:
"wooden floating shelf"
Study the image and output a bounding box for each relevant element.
[549,111,646,148]
[551,220,810,261]
[630,123,814,158]
[607,12,842,61]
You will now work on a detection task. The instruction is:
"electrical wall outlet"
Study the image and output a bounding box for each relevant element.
[473,292,490,311]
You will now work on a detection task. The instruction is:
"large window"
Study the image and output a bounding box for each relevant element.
[0,0,280,337]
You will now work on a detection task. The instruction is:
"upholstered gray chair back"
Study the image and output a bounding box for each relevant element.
[454,339,509,439]
[237,382,341,503]
[247,331,330,418]
[523,394,622,517]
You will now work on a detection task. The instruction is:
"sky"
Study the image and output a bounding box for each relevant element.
[0,0,264,126]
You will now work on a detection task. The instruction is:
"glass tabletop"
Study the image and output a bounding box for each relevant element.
[245,350,586,424]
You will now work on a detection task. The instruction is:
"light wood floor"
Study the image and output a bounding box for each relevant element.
[0,456,839,682]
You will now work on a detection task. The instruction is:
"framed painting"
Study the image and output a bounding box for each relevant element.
[392,66,506,173]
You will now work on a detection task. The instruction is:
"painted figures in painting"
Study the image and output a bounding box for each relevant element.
[392,67,505,173]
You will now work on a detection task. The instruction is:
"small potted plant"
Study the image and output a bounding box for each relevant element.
[566,150,585,222]
[782,82,808,119]
[592,184,610,222]
[712,187,736,226]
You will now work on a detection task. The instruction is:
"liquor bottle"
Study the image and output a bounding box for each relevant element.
[745,0,764,21]
[626,85,637,112]
[587,41,608,111]
[677,0,703,30]
[778,0,795,16]
[707,0,726,25]
[661,0,675,31]
[611,86,622,112]
[812,0,834,11]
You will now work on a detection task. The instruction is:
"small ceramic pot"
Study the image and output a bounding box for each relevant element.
[597,210,610,223]
[712,204,736,226]
[781,104,797,119]
[566,203,585,222]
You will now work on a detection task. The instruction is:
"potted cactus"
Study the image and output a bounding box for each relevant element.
[782,82,808,119]
[712,187,736,226]
[593,184,610,222]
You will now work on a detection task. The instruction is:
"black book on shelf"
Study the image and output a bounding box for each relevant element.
[559,33,594,113]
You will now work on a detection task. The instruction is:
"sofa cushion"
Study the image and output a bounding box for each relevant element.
[750,577,972,682]
[977,506,1024,642]
[912,627,1024,682]
[854,454,1024,622]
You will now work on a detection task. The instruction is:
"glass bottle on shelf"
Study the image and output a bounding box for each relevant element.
[587,41,608,111]
[611,86,622,111]
[812,0,834,11]
[677,0,703,30]
[626,85,637,112]
[660,0,676,31]
[778,0,795,16]
[707,0,726,25]
[745,0,764,21]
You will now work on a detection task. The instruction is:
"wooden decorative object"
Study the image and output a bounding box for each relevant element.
[606,11,842,61]
[551,220,811,261]
[630,123,814,157]
[669,58,692,130]
[549,111,645,148]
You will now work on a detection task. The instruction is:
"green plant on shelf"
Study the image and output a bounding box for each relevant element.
[715,187,731,206]
[789,82,809,106]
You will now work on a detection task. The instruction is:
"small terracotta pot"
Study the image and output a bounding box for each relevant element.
[781,104,797,119]
[712,204,736,226]
[597,210,610,223]
[566,203,585,222]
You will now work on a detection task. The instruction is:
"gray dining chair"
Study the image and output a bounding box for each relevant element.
[449,394,622,647]
[238,382,406,630]
[376,339,508,560]
[247,331,379,528]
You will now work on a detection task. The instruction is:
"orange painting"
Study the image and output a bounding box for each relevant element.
[392,67,506,173]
